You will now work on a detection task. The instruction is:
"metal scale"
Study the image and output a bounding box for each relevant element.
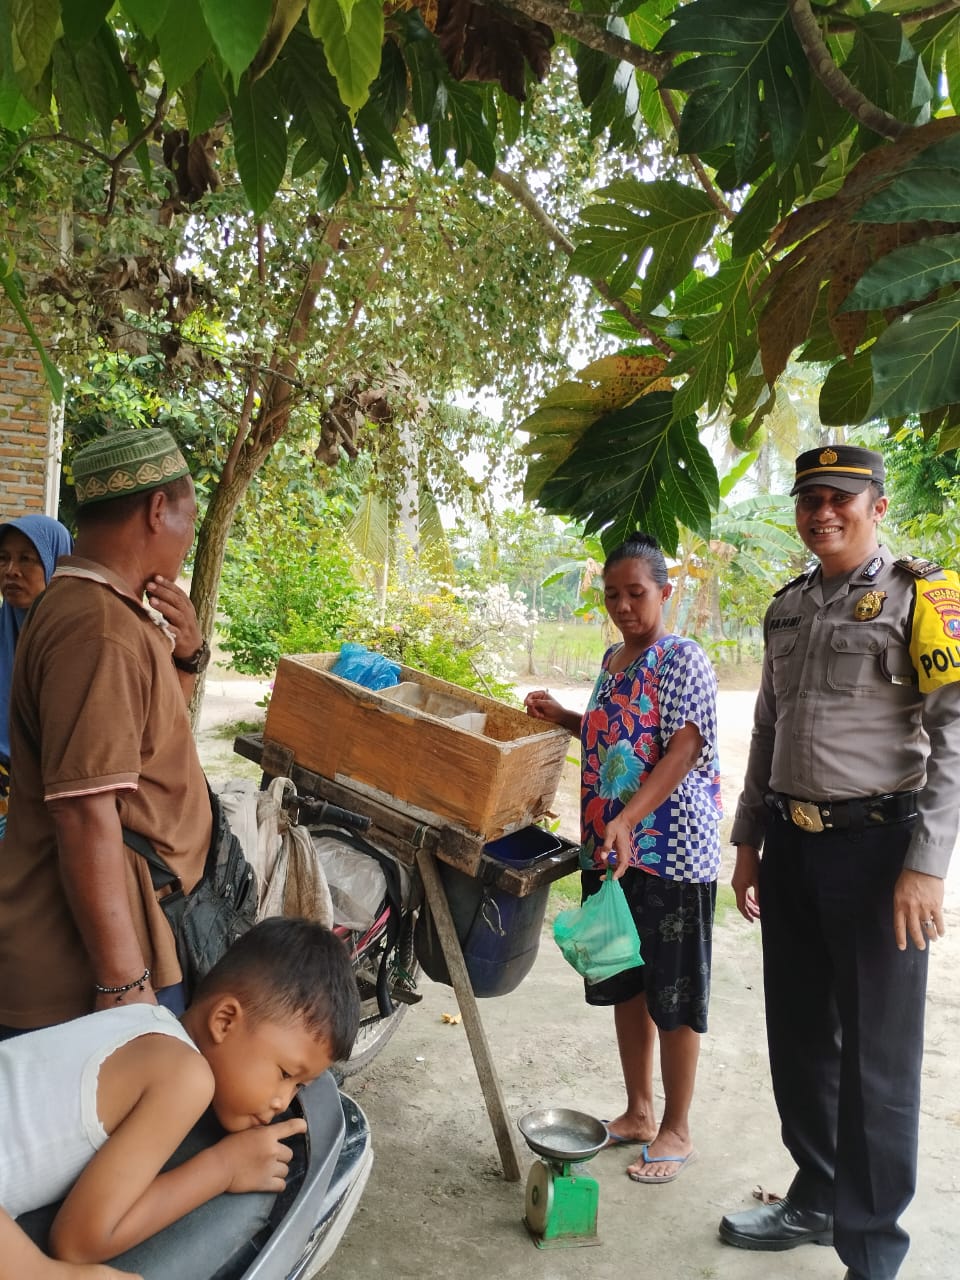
[517,1108,606,1248]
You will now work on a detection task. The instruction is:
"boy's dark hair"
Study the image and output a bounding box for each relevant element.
[194,917,361,1062]
[603,530,668,587]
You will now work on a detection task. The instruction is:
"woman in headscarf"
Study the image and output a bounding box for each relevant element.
[0,515,74,837]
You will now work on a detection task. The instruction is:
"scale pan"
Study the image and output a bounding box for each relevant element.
[517,1108,607,1162]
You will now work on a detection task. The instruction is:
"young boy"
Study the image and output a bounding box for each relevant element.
[0,917,360,1271]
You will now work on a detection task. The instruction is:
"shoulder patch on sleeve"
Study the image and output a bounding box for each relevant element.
[895,555,945,579]
[909,568,960,693]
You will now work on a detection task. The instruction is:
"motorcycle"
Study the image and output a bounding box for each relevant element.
[16,795,418,1280]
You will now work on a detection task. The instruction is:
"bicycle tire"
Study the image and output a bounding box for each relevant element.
[333,912,420,1081]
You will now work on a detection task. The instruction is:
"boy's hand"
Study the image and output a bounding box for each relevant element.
[219,1117,307,1194]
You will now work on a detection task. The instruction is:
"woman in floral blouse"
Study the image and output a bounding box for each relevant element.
[525,531,720,1185]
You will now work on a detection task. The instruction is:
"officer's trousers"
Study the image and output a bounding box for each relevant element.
[759,816,928,1280]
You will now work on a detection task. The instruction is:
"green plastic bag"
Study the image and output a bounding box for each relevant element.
[553,870,644,983]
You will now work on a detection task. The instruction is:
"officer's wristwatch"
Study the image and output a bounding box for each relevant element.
[174,640,211,674]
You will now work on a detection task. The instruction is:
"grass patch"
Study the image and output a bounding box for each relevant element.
[212,716,265,741]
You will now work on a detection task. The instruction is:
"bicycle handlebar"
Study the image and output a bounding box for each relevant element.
[290,795,372,832]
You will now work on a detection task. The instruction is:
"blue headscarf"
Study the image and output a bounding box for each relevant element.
[0,515,74,763]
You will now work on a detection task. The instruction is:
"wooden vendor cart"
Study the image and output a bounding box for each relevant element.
[234,653,582,1182]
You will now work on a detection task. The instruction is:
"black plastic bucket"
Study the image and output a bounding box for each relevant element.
[414,827,557,997]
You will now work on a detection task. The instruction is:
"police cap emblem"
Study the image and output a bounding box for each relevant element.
[819,448,838,465]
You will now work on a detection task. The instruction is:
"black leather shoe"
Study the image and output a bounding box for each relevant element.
[718,1197,834,1251]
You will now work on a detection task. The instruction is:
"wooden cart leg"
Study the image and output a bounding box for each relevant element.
[414,847,523,1182]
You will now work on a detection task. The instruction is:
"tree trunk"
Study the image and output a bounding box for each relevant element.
[188,453,262,726]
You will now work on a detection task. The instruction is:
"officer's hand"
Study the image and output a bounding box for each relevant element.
[893,868,945,952]
[732,845,761,922]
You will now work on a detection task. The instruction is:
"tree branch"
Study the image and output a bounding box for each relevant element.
[657,89,735,220]
[494,0,671,80]
[490,165,674,355]
[790,0,910,141]
[314,200,417,384]
[104,84,170,216]
[825,0,960,33]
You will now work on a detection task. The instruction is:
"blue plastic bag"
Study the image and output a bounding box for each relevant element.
[553,871,643,983]
[330,642,400,691]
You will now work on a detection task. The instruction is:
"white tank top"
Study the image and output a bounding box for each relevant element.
[0,1003,198,1217]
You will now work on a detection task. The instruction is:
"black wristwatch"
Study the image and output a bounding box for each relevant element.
[174,640,211,674]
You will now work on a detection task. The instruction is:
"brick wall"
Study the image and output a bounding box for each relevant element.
[0,307,61,518]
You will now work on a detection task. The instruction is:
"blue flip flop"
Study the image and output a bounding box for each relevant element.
[602,1122,641,1148]
[627,1143,697,1183]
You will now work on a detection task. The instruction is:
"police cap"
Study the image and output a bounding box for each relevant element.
[790,445,885,496]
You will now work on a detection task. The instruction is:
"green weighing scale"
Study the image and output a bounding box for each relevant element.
[517,1108,607,1249]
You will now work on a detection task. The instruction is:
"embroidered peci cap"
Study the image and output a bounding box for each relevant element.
[72,428,190,508]
[789,445,885,496]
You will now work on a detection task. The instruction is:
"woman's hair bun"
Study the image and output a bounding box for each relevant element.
[625,530,660,550]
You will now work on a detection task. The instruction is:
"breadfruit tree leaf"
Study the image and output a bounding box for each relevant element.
[819,350,874,427]
[529,389,718,556]
[657,0,809,182]
[571,179,717,306]
[854,135,960,223]
[868,294,960,420]
[841,233,960,312]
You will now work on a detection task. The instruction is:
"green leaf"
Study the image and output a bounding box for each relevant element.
[868,294,960,420]
[182,63,229,137]
[232,69,288,216]
[61,0,112,46]
[157,0,214,92]
[819,351,874,426]
[281,26,362,181]
[841,12,931,129]
[308,0,383,115]
[854,135,960,222]
[200,0,271,82]
[657,0,810,181]
[0,265,63,401]
[535,391,719,556]
[120,0,171,39]
[842,234,960,312]
[97,25,148,172]
[337,0,362,30]
[669,256,760,418]
[63,34,123,143]
[11,0,59,86]
[445,81,495,175]
[572,180,717,305]
[0,74,35,128]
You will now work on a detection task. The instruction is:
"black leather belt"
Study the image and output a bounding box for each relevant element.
[766,790,920,833]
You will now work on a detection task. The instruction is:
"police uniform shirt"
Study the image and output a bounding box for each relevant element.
[731,546,960,878]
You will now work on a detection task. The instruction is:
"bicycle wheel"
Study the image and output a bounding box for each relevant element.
[334,911,420,1081]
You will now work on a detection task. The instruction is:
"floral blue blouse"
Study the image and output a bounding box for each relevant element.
[579,636,722,883]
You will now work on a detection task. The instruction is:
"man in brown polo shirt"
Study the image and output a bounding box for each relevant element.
[0,428,214,1029]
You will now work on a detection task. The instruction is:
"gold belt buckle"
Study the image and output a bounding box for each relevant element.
[789,800,824,833]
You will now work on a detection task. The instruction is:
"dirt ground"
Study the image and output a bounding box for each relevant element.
[198,679,960,1280]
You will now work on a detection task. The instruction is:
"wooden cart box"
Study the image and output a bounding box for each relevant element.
[264,654,571,840]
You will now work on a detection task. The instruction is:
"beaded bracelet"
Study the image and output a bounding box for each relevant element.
[95,968,151,1001]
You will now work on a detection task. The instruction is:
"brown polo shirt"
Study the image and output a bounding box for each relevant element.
[0,557,211,1027]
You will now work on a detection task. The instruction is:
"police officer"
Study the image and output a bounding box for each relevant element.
[718,445,960,1279]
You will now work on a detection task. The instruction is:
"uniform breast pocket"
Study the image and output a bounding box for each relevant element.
[769,629,799,699]
[826,626,887,691]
